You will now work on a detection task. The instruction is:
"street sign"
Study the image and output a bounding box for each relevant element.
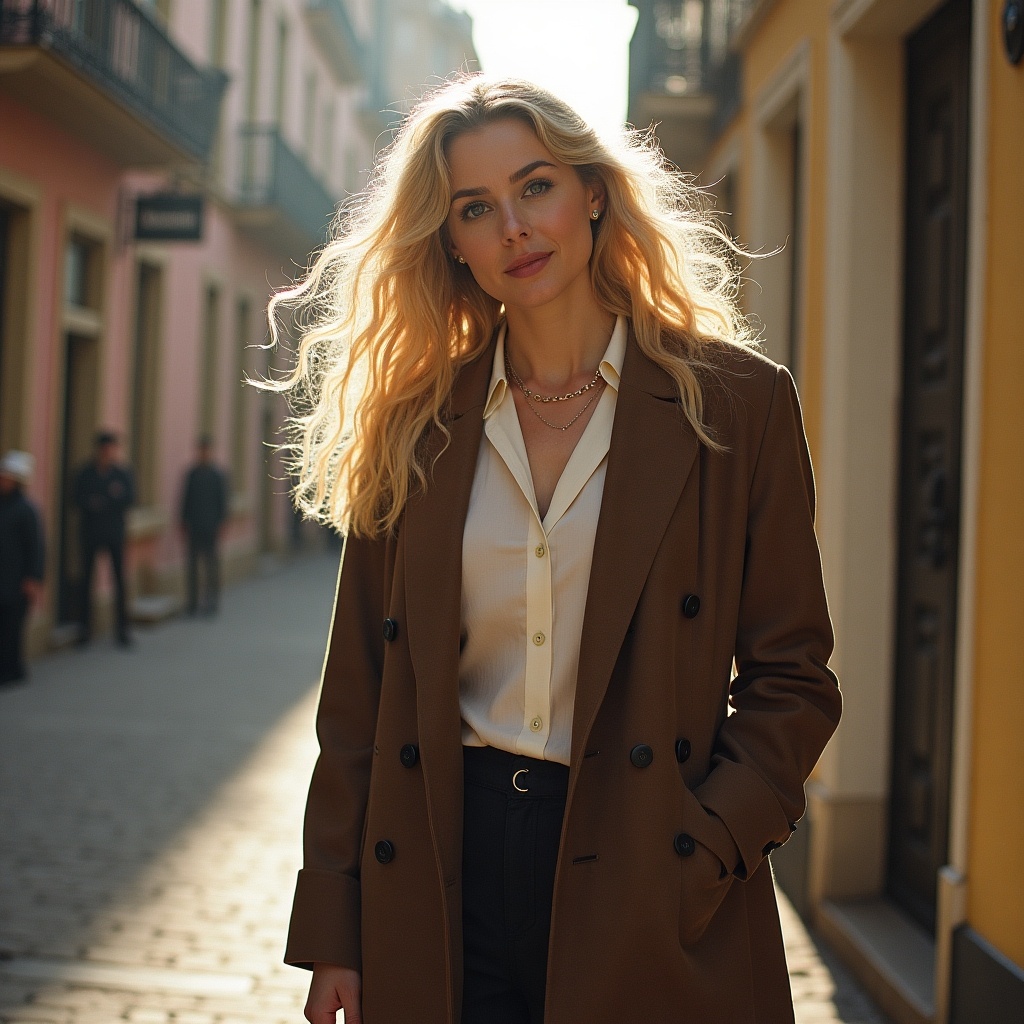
[135,194,204,242]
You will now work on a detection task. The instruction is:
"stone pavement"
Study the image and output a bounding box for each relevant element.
[0,553,889,1023]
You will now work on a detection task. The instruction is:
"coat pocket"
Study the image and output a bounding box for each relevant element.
[677,838,734,947]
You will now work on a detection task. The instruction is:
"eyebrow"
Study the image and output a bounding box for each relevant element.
[450,160,557,203]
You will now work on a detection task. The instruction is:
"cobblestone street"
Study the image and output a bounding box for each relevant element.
[1,554,888,1023]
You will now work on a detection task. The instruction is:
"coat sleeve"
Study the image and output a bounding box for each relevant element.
[693,364,841,879]
[284,529,387,972]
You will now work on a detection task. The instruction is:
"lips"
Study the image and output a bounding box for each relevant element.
[504,251,553,278]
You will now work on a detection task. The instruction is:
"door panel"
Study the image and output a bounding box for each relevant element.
[887,0,971,933]
[57,334,100,626]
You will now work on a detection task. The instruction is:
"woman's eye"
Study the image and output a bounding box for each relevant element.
[461,201,488,221]
[524,179,552,197]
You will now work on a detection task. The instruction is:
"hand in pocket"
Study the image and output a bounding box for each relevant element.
[678,839,733,947]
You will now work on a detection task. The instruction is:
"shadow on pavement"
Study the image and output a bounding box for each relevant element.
[0,554,339,985]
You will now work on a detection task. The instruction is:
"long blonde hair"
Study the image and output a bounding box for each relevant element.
[266,75,752,537]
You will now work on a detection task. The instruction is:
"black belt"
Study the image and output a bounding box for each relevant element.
[463,745,569,799]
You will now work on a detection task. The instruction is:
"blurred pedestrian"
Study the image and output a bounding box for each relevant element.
[0,451,44,686]
[75,431,134,647]
[180,436,227,616]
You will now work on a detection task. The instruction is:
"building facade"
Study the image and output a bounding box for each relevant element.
[628,2,1023,1022]
[0,0,477,651]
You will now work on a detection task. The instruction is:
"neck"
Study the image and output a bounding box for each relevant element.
[504,294,615,391]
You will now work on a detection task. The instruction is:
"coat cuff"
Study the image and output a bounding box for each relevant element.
[679,783,741,875]
[283,868,361,972]
[693,759,794,878]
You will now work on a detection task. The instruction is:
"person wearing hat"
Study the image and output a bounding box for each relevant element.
[74,431,135,647]
[0,450,44,686]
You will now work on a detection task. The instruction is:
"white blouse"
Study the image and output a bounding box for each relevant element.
[458,316,627,765]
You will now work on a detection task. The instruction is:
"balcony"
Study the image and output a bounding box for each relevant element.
[0,0,226,166]
[628,0,756,171]
[235,125,338,261]
[304,0,365,85]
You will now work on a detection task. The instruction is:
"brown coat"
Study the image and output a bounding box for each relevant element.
[285,331,842,1023]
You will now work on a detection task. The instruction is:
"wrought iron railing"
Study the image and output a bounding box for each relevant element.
[237,125,337,249]
[630,0,754,133]
[640,0,754,96]
[0,0,225,161]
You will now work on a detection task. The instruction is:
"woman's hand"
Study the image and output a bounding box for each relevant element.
[305,963,362,1024]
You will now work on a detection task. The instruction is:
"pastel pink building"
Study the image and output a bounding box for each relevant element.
[0,0,476,652]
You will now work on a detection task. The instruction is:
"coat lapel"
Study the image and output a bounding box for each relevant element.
[570,334,699,770]
[403,339,494,882]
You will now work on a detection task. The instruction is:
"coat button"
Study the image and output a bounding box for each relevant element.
[382,617,398,642]
[374,840,395,864]
[399,744,419,768]
[682,594,701,619]
[674,832,696,857]
[630,743,654,768]
[675,738,692,763]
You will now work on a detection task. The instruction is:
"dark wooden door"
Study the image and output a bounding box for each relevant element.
[887,0,971,933]
[56,334,99,626]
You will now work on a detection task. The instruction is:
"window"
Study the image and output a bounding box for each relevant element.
[64,237,92,308]
[209,0,228,67]
[273,16,288,126]
[245,0,263,122]
[0,200,27,453]
[321,98,335,179]
[199,284,221,440]
[230,297,251,493]
[303,72,317,157]
[749,43,810,380]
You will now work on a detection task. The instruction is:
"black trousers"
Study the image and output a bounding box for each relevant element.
[461,746,568,1024]
[0,596,28,682]
[80,537,128,641]
[186,535,220,614]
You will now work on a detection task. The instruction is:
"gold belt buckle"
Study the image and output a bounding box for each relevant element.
[512,767,530,793]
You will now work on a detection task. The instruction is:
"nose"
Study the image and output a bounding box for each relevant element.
[500,201,530,244]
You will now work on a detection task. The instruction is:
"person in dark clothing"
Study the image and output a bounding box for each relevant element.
[75,431,135,647]
[180,437,228,616]
[0,450,45,686]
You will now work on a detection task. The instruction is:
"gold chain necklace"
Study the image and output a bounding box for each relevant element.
[504,355,603,403]
[505,355,606,431]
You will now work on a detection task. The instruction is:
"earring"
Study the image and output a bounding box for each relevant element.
[591,209,601,220]
[456,255,466,264]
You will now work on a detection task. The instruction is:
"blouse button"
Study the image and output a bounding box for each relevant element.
[532,631,546,646]
[530,716,543,732]
[535,544,546,558]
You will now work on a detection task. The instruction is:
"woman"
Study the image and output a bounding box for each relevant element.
[275,76,841,1024]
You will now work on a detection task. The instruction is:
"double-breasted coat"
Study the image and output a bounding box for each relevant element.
[285,327,842,1023]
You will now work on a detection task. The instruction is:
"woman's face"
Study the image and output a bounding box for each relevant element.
[445,117,603,316]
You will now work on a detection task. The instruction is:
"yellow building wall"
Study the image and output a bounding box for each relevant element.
[706,0,830,458]
[965,11,1024,968]
[704,1,832,794]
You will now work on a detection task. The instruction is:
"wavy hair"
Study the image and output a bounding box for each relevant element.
[264,75,753,537]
